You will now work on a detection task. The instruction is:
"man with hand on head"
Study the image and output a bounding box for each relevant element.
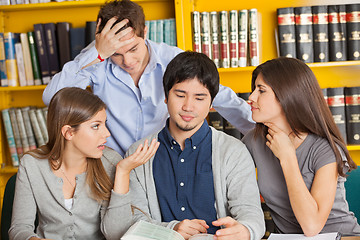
[42,0,254,157]
[126,51,265,240]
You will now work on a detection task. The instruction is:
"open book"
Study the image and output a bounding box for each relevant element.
[268,232,341,240]
[121,220,214,240]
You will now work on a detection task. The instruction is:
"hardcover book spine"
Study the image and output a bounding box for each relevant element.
[210,11,220,68]
[4,32,19,86]
[1,109,19,167]
[21,107,37,149]
[156,19,164,44]
[192,11,201,53]
[200,12,212,58]
[149,20,157,42]
[14,42,27,86]
[229,10,239,68]
[346,4,360,60]
[56,22,72,69]
[34,23,51,84]
[345,87,360,144]
[328,5,347,61]
[20,33,34,86]
[327,87,347,143]
[69,27,85,60]
[249,8,260,66]
[28,109,45,147]
[8,108,23,159]
[223,117,241,140]
[208,109,224,131]
[294,6,314,63]
[15,108,30,153]
[0,33,8,86]
[44,22,60,76]
[312,5,329,62]
[163,19,171,46]
[277,7,297,58]
[85,21,97,46]
[27,31,42,85]
[238,10,248,67]
[169,18,177,47]
[36,108,48,143]
[219,11,230,68]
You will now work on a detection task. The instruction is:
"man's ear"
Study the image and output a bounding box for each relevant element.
[61,125,74,140]
[144,25,148,40]
[164,97,168,104]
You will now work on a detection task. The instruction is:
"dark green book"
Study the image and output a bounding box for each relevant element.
[27,32,42,85]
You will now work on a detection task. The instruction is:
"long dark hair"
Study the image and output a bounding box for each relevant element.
[251,57,356,176]
[28,87,113,201]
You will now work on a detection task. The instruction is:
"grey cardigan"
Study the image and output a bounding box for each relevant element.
[9,147,133,240]
[126,127,265,240]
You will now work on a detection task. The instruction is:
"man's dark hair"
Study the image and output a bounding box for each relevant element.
[97,0,145,38]
[163,51,219,102]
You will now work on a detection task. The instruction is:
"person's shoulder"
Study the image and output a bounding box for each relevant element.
[125,131,160,156]
[19,153,48,172]
[101,146,122,166]
[148,40,183,63]
[210,127,247,151]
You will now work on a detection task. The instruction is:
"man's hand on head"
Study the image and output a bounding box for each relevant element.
[95,17,135,60]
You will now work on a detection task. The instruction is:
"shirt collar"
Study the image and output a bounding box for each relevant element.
[162,119,210,149]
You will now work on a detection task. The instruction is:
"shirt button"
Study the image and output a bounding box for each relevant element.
[180,182,184,187]
[181,207,185,211]
[75,177,78,180]
[69,212,72,216]
[173,141,176,145]
[171,146,174,150]
[180,158,184,163]
[193,146,197,150]
[73,195,77,199]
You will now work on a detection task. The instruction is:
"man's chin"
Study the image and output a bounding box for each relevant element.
[175,123,196,132]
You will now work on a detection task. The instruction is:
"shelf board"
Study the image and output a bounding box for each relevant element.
[217,61,360,74]
[347,145,360,151]
[0,166,18,174]
[0,85,46,92]
[0,0,170,11]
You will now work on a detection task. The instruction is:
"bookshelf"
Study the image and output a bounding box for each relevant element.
[0,0,359,224]
[0,0,175,216]
[174,0,360,165]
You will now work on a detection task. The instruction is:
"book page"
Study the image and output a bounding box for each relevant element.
[121,220,184,240]
[268,232,340,240]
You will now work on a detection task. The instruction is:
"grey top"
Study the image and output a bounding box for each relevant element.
[243,130,360,236]
[9,147,134,240]
[126,127,265,240]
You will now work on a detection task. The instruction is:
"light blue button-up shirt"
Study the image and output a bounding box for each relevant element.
[43,40,254,156]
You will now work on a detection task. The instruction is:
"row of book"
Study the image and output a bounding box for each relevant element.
[208,93,250,140]
[324,87,360,145]
[192,9,259,69]
[145,18,177,46]
[0,21,96,87]
[0,0,71,5]
[2,107,48,167]
[277,4,360,63]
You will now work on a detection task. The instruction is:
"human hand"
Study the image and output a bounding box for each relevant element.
[212,217,250,240]
[264,122,296,162]
[95,17,135,59]
[116,139,159,174]
[174,219,209,240]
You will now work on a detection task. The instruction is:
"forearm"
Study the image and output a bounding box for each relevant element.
[43,44,98,105]
[280,156,325,236]
[101,191,133,240]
